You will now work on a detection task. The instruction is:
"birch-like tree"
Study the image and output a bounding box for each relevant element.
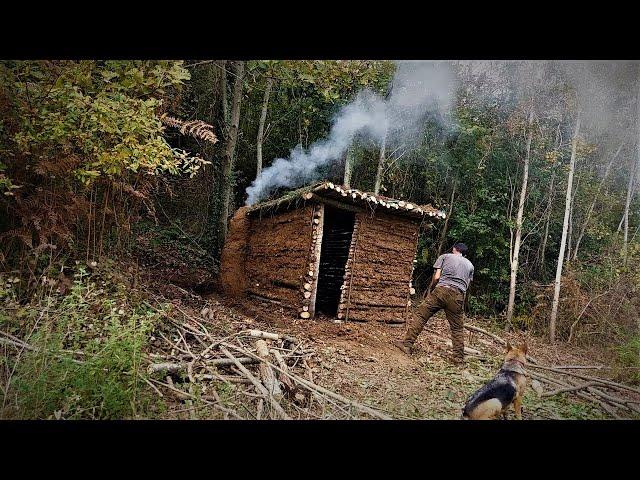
[550,110,581,342]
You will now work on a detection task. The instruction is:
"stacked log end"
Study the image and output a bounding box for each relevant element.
[300,204,324,318]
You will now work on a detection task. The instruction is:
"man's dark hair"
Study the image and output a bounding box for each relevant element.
[453,242,468,257]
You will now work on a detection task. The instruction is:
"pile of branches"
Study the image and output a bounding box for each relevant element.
[144,304,390,420]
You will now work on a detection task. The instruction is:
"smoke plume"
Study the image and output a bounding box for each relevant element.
[245,61,458,205]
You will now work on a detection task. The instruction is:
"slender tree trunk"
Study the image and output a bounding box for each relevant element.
[539,167,556,272]
[256,76,273,179]
[374,131,387,194]
[623,156,638,265]
[550,111,581,343]
[344,143,355,188]
[573,143,623,260]
[219,61,229,129]
[566,177,580,263]
[538,123,561,273]
[623,75,640,265]
[436,182,457,258]
[506,103,534,329]
[219,61,245,248]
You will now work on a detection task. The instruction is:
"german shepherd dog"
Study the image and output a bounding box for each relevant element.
[462,341,528,420]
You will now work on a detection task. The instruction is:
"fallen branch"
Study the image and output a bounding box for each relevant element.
[219,346,290,420]
[0,336,84,364]
[271,348,296,392]
[541,382,599,397]
[221,342,391,420]
[528,364,640,396]
[463,323,538,364]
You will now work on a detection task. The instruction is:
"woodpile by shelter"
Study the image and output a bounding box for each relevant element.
[220,181,445,323]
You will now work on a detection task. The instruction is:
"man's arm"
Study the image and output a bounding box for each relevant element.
[429,268,441,292]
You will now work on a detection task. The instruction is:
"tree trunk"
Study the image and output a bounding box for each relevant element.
[374,131,387,195]
[566,177,580,263]
[219,61,245,248]
[550,111,581,343]
[573,143,623,260]
[256,76,273,179]
[539,167,556,272]
[506,103,534,329]
[538,123,562,273]
[219,61,229,129]
[436,181,457,258]
[623,156,638,265]
[344,143,355,188]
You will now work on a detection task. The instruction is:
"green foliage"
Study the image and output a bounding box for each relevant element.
[615,335,640,384]
[1,60,206,185]
[0,266,166,419]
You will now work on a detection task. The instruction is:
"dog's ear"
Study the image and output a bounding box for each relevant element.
[520,340,528,355]
[506,341,513,352]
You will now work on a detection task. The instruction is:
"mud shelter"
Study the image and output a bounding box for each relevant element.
[220,181,445,323]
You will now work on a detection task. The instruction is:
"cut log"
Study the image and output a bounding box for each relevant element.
[248,329,297,344]
[148,357,258,376]
[300,311,311,319]
[255,340,283,400]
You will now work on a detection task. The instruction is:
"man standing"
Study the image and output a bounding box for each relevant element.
[393,242,474,364]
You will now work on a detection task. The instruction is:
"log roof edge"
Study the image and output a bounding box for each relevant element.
[245,181,446,220]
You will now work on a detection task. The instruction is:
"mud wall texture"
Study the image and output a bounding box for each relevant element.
[245,205,315,309]
[220,206,251,297]
[338,211,419,323]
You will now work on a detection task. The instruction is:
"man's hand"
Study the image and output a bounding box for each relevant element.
[429,269,441,293]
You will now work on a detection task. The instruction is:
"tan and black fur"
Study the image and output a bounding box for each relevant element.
[462,341,528,420]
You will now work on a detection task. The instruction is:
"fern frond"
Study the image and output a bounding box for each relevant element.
[160,114,218,144]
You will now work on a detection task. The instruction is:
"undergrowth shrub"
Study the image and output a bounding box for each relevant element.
[0,265,167,419]
[615,335,640,385]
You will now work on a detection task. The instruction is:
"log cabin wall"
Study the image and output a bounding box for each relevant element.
[338,211,420,323]
[244,205,315,309]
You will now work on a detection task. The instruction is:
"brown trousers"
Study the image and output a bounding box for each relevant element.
[402,285,465,361]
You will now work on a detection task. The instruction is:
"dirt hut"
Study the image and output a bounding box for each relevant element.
[220,181,445,323]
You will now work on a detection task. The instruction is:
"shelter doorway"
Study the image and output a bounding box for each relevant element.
[315,206,355,316]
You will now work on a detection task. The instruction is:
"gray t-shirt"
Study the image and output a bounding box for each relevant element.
[433,253,474,293]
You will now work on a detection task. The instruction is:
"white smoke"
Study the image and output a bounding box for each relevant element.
[245,61,458,206]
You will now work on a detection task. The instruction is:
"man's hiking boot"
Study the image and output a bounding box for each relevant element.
[450,356,465,367]
[393,340,412,355]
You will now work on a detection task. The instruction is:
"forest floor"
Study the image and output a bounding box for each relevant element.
[135,240,640,420]
[3,224,639,420]
[157,288,639,420]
